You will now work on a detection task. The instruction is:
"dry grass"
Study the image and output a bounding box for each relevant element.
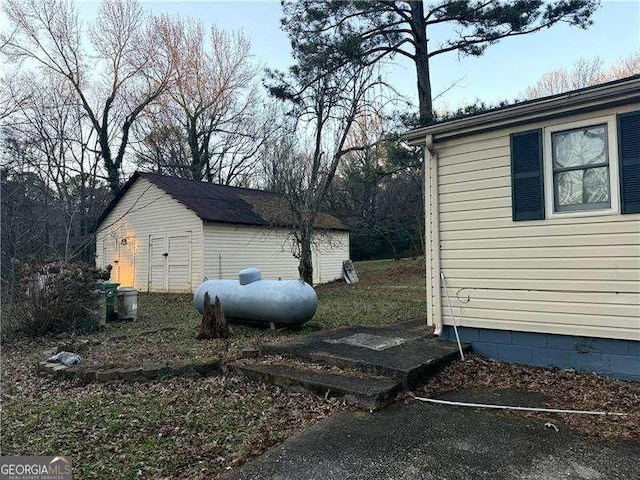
[311,258,426,329]
[0,259,424,478]
[1,370,342,479]
[5,256,635,477]
[65,258,427,369]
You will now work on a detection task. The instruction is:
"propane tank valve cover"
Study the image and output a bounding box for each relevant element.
[238,267,262,285]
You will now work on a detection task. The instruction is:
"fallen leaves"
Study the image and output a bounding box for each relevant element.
[417,354,640,441]
[0,372,345,479]
[0,258,429,478]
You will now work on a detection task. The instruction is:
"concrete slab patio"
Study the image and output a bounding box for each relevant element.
[260,320,467,384]
[234,320,468,408]
[224,390,640,480]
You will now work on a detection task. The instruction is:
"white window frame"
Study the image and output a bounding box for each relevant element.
[543,115,620,219]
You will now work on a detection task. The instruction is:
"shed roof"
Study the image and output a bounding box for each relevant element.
[96,172,349,231]
[403,75,640,145]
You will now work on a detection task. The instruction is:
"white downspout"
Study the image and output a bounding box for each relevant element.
[425,134,443,336]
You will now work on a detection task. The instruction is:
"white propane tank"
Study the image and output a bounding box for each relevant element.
[193,268,317,326]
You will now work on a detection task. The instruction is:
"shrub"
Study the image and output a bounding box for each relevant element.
[2,261,108,340]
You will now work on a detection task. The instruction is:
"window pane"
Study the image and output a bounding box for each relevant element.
[584,167,610,204]
[555,170,584,207]
[552,124,608,169]
[555,167,611,212]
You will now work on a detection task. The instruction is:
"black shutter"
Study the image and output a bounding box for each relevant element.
[510,129,544,221]
[618,111,640,214]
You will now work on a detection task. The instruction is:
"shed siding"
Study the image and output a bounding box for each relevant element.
[314,231,350,284]
[202,224,349,283]
[432,104,640,341]
[95,178,203,292]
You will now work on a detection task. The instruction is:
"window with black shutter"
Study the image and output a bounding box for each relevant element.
[510,111,639,221]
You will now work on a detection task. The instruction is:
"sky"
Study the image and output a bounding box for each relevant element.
[130,0,640,110]
[11,0,640,111]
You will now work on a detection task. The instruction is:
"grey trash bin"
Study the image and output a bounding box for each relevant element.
[116,287,138,321]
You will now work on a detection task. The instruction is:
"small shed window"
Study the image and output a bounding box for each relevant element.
[551,124,610,212]
[544,116,619,218]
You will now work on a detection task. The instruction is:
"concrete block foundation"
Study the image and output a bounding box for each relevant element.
[441,326,639,381]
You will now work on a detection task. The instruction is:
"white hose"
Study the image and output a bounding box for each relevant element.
[440,271,465,361]
[412,395,627,416]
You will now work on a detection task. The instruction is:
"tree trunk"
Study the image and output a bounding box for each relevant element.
[197,292,229,339]
[98,129,121,195]
[410,1,433,126]
[187,117,204,181]
[298,225,314,285]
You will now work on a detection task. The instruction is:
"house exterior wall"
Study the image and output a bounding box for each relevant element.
[95,178,203,292]
[202,223,349,284]
[426,104,640,347]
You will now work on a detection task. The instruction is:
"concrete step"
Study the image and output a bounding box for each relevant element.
[233,361,402,410]
[261,332,468,388]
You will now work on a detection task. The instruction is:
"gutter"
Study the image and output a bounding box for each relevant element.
[403,75,640,145]
[424,134,443,336]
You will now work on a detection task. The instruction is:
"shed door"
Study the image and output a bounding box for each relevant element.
[167,234,192,292]
[148,234,167,292]
[116,236,136,287]
[102,236,118,273]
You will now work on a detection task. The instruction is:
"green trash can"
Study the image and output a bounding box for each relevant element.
[97,281,120,320]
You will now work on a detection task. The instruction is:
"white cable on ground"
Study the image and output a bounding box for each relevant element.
[440,270,465,361]
[412,395,627,416]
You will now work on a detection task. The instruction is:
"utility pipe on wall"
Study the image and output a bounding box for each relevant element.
[440,270,465,360]
[425,134,443,336]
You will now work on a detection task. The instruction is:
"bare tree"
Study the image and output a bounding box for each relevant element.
[134,93,279,186]
[327,112,425,261]
[133,122,191,177]
[146,17,276,185]
[1,71,107,262]
[207,100,281,186]
[525,51,640,99]
[608,51,640,80]
[268,64,388,283]
[2,0,174,193]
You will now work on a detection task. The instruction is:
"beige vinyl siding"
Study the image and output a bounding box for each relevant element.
[202,224,349,283]
[431,103,640,341]
[95,178,203,292]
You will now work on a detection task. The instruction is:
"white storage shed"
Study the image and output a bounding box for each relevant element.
[95,172,350,292]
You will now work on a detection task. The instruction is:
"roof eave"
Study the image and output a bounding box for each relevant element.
[403,76,640,145]
[202,219,350,232]
[96,171,350,232]
[94,172,141,231]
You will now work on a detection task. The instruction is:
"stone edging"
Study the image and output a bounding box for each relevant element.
[37,357,221,382]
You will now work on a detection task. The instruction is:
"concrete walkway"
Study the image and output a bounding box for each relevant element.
[235,320,467,408]
[225,391,640,480]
